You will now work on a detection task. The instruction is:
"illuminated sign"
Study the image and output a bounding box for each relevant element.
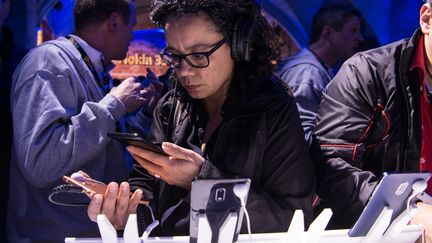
[118,54,166,66]
[110,28,169,80]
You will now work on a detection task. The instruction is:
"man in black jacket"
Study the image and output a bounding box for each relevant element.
[313,0,432,241]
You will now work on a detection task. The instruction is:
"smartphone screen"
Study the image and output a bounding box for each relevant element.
[108,132,168,155]
[62,175,150,205]
[62,175,107,195]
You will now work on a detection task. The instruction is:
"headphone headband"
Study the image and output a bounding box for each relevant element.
[230,4,260,62]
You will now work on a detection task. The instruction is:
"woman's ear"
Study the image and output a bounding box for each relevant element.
[420,4,432,35]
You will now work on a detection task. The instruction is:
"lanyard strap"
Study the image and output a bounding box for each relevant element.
[308,48,334,78]
[67,35,111,94]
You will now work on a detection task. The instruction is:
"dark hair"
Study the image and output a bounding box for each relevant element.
[151,0,281,105]
[74,0,132,31]
[310,5,361,44]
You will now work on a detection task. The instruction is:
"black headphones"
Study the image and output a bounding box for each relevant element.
[231,4,260,62]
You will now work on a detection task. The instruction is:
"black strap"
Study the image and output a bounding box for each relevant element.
[308,48,334,78]
[48,184,90,207]
[67,35,111,95]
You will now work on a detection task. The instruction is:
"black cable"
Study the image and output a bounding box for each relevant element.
[48,184,90,207]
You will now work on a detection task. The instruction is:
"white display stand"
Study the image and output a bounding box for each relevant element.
[65,207,423,243]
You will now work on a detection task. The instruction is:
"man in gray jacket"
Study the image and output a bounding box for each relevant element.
[7,0,159,242]
[277,5,363,144]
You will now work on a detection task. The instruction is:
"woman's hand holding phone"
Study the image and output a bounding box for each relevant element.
[127,142,205,190]
[64,171,145,230]
[87,181,143,230]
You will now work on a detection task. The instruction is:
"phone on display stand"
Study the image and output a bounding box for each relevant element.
[190,178,251,243]
[348,172,431,237]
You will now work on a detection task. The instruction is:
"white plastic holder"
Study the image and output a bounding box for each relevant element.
[97,214,141,243]
[65,207,423,243]
[361,206,393,243]
[383,207,418,241]
[196,211,239,243]
[284,209,304,242]
[302,208,333,243]
[123,214,140,243]
[97,214,118,243]
[196,214,211,243]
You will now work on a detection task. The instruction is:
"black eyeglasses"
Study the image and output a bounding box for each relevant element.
[160,38,227,68]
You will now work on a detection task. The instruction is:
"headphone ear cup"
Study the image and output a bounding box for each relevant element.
[231,17,242,62]
[231,15,259,62]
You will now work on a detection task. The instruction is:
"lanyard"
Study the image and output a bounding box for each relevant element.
[308,48,334,78]
[67,35,111,95]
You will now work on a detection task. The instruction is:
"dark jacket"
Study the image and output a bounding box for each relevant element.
[0,25,27,243]
[130,77,315,236]
[312,29,423,228]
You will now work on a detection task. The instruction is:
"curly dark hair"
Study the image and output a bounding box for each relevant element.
[151,0,281,105]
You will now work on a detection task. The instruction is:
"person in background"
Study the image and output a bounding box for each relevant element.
[312,1,432,241]
[7,0,161,241]
[86,0,315,236]
[0,0,27,241]
[277,5,363,145]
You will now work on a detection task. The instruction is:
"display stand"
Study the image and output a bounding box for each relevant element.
[65,207,423,243]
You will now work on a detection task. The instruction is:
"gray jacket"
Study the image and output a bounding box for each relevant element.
[277,48,333,144]
[8,37,130,242]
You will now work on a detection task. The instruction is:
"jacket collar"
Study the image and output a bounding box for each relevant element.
[401,29,423,81]
[68,34,108,76]
[410,33,429,89]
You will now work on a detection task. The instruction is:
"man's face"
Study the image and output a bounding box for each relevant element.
[112,3,136,60]
[163,13,235,100]
[331,15,363,61]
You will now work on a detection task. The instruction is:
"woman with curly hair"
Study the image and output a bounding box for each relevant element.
[87,0,315,236]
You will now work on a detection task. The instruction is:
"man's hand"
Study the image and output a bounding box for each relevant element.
[142,68,164,114]
[87,182,142,230]
[127,142,205,190]
[411,202,432,243]
[109,77,147,113]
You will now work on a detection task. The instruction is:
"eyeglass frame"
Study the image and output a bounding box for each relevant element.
[159,38,227,68]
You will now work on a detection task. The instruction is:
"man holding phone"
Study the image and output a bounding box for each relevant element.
[7,0,162,242]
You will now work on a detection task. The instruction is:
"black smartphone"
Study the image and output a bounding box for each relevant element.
[107,132,167,155]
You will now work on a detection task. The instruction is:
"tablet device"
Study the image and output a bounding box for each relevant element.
[348,172,431,237]
[190,178,251,243]
[107,132,167,155]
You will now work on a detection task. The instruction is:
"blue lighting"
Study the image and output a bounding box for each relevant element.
[132,28,166,49]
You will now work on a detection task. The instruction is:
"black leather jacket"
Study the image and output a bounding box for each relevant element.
[312,29,423,228]
[130,77,315,236]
